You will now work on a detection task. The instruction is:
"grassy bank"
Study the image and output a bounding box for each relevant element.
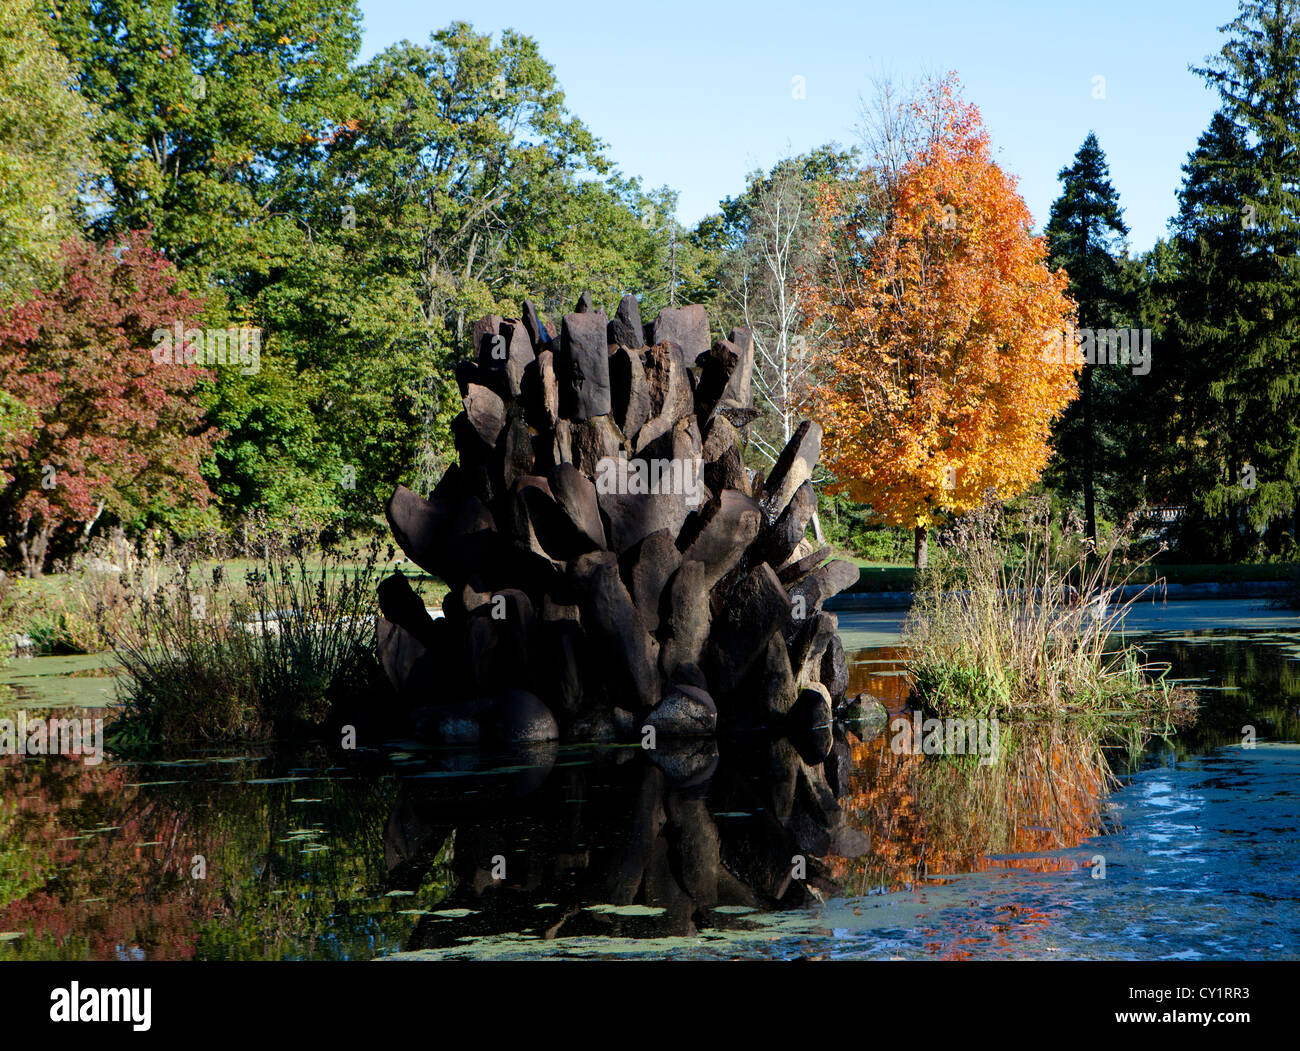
[1,529,447,657]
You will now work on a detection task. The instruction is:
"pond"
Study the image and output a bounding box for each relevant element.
[2,609,1298,960]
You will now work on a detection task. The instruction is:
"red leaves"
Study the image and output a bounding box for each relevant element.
[0,231,220,544]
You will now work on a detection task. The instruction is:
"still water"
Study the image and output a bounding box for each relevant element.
[2,624,1299,961]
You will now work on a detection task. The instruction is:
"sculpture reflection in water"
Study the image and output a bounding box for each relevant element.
[383,728,872,950]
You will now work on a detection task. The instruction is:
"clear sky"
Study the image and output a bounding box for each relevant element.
[357,0,1238,253]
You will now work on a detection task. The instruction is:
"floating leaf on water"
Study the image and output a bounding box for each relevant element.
[428,908,478,918]
[385,890,415,897]
[584,904,667,917]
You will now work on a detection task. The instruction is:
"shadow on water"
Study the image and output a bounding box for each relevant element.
[1,626,1298,959]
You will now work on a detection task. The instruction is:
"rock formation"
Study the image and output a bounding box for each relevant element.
[376,293,857,745]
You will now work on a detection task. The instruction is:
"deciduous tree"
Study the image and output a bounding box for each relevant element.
[802,75,1078,567]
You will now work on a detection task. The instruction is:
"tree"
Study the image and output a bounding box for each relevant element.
[1042,132,1134,542]
[313,24,669,489]
[0,0,101,306]
[1179,0,1300,556]
[705,148,859,468]
[0,232,219,575]
[802,75,1078,567]
[49,0,362,284]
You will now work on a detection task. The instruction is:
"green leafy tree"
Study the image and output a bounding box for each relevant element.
[313,23,669,490]
[0,0,101,305]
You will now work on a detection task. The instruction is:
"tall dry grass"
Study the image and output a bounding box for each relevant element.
[903,501,1196,725]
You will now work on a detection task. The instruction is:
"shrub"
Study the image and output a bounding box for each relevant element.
[108,526,391,750]
[903,500,1196,726]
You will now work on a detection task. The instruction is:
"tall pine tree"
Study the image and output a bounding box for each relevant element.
[1158,113,1259,557]
[1043,132,1133,542]
[1183,0,1300,556]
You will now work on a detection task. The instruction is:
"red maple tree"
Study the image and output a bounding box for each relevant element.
[0,231,220,575]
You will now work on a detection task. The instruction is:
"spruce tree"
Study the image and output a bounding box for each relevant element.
[1186,0,1300,556]
[1043,132,1133,542]
[1159,113,1260,557]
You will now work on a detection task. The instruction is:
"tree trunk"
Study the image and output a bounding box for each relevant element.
[914,524,929,569]
[1081,367,1097,544]
[20,522,52,578]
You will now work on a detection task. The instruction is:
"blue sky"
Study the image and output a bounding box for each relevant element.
[358,0,1238,253]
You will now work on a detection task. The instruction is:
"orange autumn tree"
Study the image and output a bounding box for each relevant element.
[801,75,1078,566]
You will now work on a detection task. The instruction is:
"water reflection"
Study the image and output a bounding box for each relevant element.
[1,628,1298,960]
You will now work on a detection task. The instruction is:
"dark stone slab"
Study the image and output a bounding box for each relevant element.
[550,461,606,551]
[511,474,593,563]
[522,300,553,351]
[703,442,747,496]
[385,484,452,578]
[703,562,791,697]
[463,383,506,446]
[501,410,535,489]
[647,304,710,361]
[679,489,762,589]
[749,481,816,569]
[377,616,436,703]
[570,551,660,712]
[609,346,652,441]
[489,689,559,743]
[561,414,623,478]
[596,478,691,555]
[788,558,859,615]
[658,558,710,678]
[695,336,753,419]
[641,340,694,429]
[752,630,797,718]
[787,684,834,765]
[558,311,612,419]
[454,358,509,401]
[471,314,503,362]
[819,633,848,705]
[536,349,559,428]
[786,611,838,686]
[776,545,831,585]
[762,421,822,517]
[541,598,585,716]
[574,290,595,314]
[622,529,680,634]
[465,588,536,693]
[608,293,644,349]
[494,318,534,398]
[377,572,438,649]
